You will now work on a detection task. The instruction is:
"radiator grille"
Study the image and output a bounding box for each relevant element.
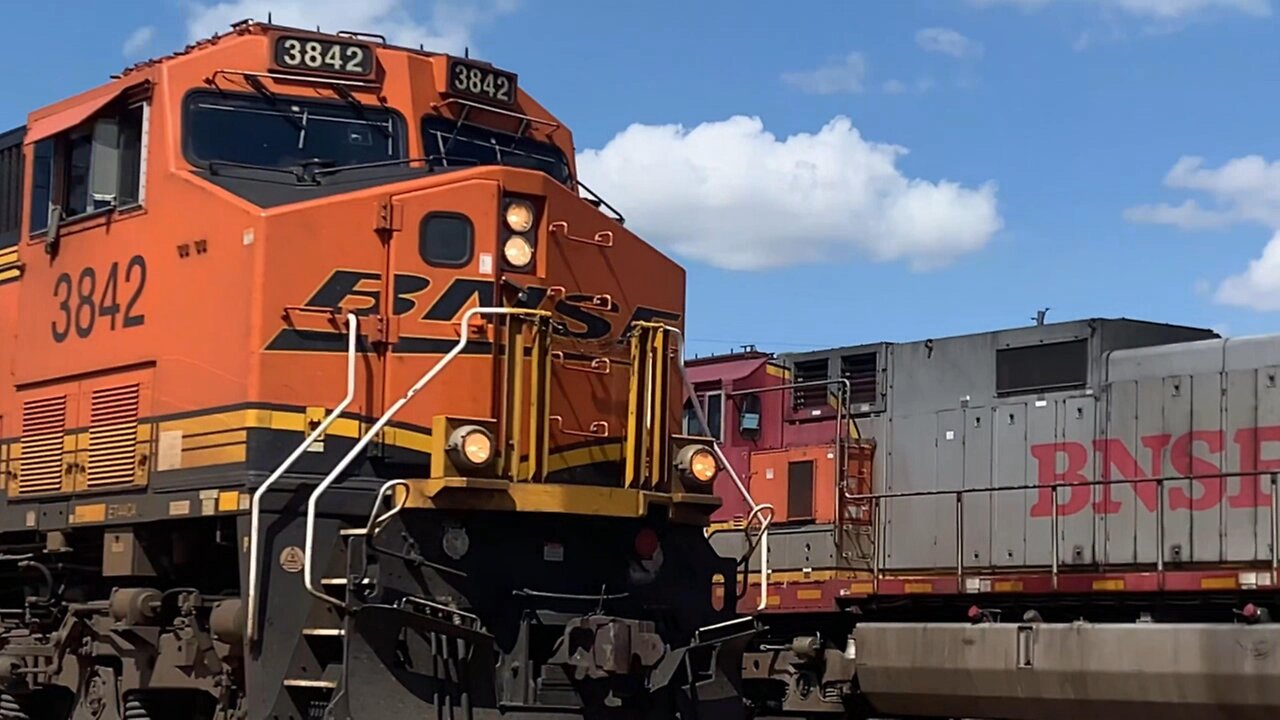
[17,396,67,495]
[792,358,830,410]
[86,383,141,488]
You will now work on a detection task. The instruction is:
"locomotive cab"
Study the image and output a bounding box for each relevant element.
[0,21,747,720]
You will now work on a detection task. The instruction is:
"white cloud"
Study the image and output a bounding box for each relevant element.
[185,0,519,55]
[1108,0,1270,18]
[970,0,1270,19]
[916,27,984,58]
[781,53,868,95]
[1128,155,1280,310]
[1128,156,1280,230]
[575,115,1002,272]
[1217,233,1280,310]
[123,26,155,57]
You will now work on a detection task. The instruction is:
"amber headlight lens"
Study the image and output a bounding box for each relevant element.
[463,431,492,465]
[504,235,534,268]
[504,200,535,233]
[676,444,718,484]
[689,450,717,483]
[447,425,495,469]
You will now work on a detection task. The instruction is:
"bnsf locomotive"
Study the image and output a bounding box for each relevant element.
[0,21,746,720]
[701,317,1280,720]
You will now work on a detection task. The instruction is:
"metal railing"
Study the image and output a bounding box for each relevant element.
[702,377,863,600]
[302,307,550,608]
[673,329,775,610]
[850,470,1280,591]
[246,312,358,645]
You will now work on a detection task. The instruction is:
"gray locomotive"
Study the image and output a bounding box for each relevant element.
[710,316,1280,719]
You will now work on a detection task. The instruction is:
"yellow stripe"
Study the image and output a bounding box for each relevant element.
[9,406,635,489]
[181,429,247,450]
[1092,578,1125,591]
[71,503,107,524]
[381,425,432,453]
[404,477,720,518]
[1201,576,1237,590]
[180,445,246,467]
[217,490,241,512]
[796,588,824,600]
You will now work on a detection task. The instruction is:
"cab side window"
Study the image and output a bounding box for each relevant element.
[30,101,146,235]
[682,392,724,441]
[0,127,23,249]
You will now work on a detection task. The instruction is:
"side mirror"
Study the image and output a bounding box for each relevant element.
[44,204,63,257]
[739,411,760,434]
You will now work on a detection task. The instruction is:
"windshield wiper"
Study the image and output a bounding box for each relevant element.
[313,157,433,178]
[205,159,320,185]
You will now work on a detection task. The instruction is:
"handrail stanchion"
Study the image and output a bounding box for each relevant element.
[872,495,882,594]
[246,312,358,645]
[1157,478,1166,588]
[302,308,549,607]
[1271,473,1278,575]
[670,328,774,611]
[1051,486,1060,591]
[955,492,964,589]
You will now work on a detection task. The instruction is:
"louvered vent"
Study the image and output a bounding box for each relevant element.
[840,352,879,407]
[18,396,67,495]
[792,358,830,410]
[86,383,141,488]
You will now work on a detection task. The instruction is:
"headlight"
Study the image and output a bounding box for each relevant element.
[504,199,535,233]
[503,235,534,269]
[676,444,718,484]
[447,425,495,469]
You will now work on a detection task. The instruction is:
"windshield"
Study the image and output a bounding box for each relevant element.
[185,91,404,171]
[422,116,571,184]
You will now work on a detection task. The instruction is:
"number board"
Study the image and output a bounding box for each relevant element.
[446,59,517,106]
[272,34,375,78]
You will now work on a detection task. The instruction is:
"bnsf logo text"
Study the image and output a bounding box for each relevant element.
[288,270,680,343]
[1028,426,1280,517]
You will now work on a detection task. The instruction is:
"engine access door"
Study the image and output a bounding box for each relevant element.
[380,181,501,446]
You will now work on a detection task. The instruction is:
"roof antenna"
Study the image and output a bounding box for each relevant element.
[267,11,272,23]
[1033,307,1050,326]
[464,46,470,58]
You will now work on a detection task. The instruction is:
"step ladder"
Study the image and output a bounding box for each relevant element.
[248,307,550,718]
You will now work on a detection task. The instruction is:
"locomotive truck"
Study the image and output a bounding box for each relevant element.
[0,21,749,720]
[702,317,1280,720]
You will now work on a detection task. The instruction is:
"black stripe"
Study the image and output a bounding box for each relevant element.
[0,402,434,438]
[265,328,493,356]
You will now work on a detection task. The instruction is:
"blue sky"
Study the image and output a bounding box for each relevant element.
[5,0,1279,356]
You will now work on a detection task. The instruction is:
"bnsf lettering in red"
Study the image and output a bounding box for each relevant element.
[1029,425,1280,517]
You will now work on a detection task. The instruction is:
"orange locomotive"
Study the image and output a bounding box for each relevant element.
[0,21,748,720]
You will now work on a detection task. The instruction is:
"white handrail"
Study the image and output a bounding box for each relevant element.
[246,312,359,644]
[302,307,546,606]
[669,328,774,611]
